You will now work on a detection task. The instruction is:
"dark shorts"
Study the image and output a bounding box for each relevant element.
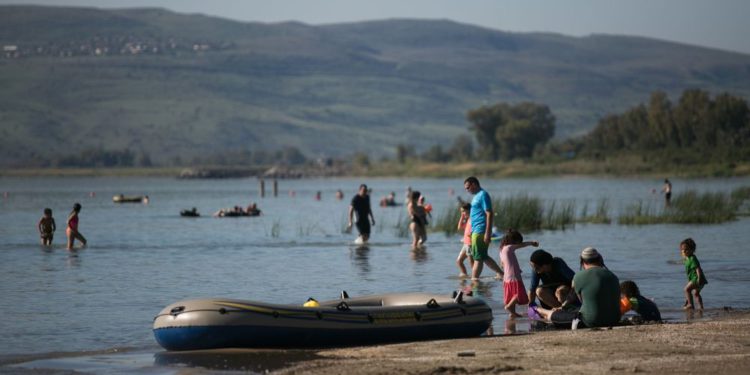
[550,308,585,329]
[355,220,370,236]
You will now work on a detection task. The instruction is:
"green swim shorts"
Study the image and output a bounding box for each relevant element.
[471,233,489,261]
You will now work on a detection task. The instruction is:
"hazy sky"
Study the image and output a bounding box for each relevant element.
[2,0,749,54]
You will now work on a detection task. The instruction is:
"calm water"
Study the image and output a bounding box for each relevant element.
[1,176,749,372]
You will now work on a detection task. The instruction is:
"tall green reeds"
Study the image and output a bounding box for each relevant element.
[579,198,612,224]
[433,206,461,236]
[393,212,410,238]
[494,195,543,232]
[542,200,576,230]
[618,190,737,224]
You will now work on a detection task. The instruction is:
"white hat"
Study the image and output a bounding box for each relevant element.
[580,247,601,260]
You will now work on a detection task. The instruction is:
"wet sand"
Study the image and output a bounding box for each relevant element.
[3,310,749,374]
[280,309,750,374]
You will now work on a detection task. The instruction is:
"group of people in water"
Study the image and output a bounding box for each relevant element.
[453,176,707,328]
[212,203,261,217]
[38,176,706,329]
[346,176,708,328]
[37,203,87,250]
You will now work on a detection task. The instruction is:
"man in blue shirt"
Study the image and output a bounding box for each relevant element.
[528,249,576,308]
[463,176,503,280]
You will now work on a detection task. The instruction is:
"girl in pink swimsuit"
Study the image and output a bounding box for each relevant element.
[500,229,539,318]
[66,203,87,250]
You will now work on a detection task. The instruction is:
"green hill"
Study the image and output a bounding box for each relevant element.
[1,5,749,166]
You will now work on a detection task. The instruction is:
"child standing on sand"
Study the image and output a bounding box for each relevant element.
[680,238,707,310]
[38,208,56,246]
[456,203,475,277]
[500,229,539,318]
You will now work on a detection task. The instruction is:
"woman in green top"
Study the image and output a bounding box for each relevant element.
[680,238,707,310]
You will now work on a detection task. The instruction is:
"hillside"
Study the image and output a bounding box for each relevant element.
[1,5,749,167]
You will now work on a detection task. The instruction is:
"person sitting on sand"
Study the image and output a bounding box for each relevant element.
[620,280,661,323]
[529,247,620,328]
[528,249,576,308]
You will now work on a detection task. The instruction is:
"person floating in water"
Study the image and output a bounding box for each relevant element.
[66,203,87,250]
[348,184,375,243]
[38,208,56,246]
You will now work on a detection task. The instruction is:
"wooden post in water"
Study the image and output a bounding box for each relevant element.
[273,179,278,197]
[259,179,265,198]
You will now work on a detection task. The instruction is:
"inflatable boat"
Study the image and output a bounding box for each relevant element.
[153,291,492,350]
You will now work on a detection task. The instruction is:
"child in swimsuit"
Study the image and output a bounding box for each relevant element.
[38,208,56,246]
[66,203,87,250]
[500,229,539,318]
[456,203,475,277]
[680,238,707,310]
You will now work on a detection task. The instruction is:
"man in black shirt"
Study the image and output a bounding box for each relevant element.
[348,184,375,242]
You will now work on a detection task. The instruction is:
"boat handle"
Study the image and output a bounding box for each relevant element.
[454,291,465,304]
[426,299,440,308]
[170,306,185,315]
[336,301,351,311]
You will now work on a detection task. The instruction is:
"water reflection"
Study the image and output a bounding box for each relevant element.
[154,349,320,372]
[67,250,81,268]
[410,246,428,263]
[350,245,370,274]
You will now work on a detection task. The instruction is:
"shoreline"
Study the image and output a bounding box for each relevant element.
[278,309,750,374]
[2,159,749,179]
[3,310,749,374]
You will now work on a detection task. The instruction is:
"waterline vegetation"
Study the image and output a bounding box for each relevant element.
[429,187,749,235]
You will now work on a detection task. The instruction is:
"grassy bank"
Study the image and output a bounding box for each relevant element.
[0,167,184,177]
[3,157,750,178]
[359,157,750,178]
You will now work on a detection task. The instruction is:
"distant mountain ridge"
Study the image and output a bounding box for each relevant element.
[1,5,749,166]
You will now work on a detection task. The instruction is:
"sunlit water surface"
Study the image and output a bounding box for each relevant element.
[1,176,749,373]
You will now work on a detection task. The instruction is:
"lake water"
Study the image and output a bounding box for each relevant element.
[1,176,749,373]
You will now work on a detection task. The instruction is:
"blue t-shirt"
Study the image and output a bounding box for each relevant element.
[470,189,492,234]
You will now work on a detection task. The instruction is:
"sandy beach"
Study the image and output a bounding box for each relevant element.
[277,310,750,374]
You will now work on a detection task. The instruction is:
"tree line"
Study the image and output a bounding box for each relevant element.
[579,89,750,163]
[36,89,749,169]
[398,89,748,165]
